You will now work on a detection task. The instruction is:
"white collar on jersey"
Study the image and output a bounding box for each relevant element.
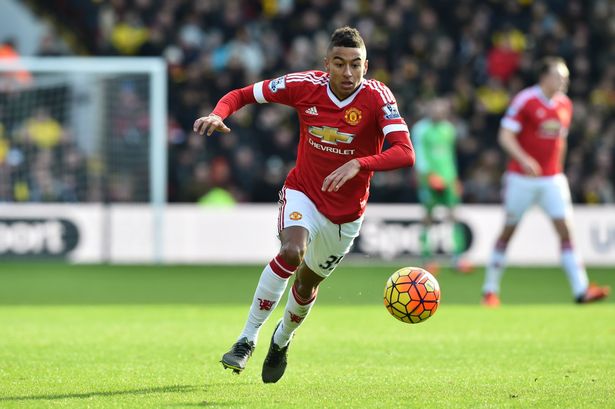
[326,80,365,108]
[534,84,558,107]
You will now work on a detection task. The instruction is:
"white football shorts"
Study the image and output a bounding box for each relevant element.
[277,187,363,278]
[502,172,573,225]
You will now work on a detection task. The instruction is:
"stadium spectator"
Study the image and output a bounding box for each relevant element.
[486,28,523,83]
[109,12,149,55]
[36,29,69,56]
[20,107,65,150]
[0,37,32,86]
[0,122,10,200]
[12,107,88,202]
[481,57,610,307]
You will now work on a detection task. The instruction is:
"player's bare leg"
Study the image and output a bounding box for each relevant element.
[262,263,323,383]
[221,226,308,374]
[482,224,517,307]
[552,218,610,303]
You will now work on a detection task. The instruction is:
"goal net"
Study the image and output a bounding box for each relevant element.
[0,57,167,205]
[0,57,167,262]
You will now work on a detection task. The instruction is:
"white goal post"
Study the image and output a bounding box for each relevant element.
[0,57,167,262]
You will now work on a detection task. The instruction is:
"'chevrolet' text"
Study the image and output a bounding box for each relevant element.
[308,138,355,155]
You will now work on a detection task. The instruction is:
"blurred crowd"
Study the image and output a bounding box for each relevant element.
[0,36,149,202]
[2,0,614,204]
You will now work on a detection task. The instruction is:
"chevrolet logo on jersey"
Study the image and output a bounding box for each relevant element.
[539,119,561,138]
[308,126,354,144]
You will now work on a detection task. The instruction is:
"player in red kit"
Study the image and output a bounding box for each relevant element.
[194,27,415,383]
[482,57,610,307]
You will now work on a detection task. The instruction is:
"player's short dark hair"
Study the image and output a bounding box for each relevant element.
[537,56,566,79]
[328,27,365,51]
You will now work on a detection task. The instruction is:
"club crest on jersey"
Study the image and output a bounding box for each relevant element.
[382,103,401,120]
[344,107,362,125]
[308,126,354,144]
[269,76,286,93]
[289,211,302,221]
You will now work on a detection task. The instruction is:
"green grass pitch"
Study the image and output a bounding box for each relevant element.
[0,262,613,408]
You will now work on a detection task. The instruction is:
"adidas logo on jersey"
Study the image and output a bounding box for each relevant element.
[305,106,318,116]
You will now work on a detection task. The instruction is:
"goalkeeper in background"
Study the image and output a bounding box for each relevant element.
[411,98,471,274]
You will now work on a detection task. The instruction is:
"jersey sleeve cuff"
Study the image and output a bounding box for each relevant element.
[501,117,521,133]
[382,123,409,136]
[357,157,369,169]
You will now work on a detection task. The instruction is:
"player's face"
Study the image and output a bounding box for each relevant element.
[547,63,570,94]
[430,99,449,121]
[325,46,368,100]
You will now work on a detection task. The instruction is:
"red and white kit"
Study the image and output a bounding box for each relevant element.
[212,70,413,224]
[500,85,573,223]
[212,71,414,276]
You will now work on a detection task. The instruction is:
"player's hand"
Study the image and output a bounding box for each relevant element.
[428,173,446,192]
[322,159,361,192]
[193,114,231,136]
[520,156,542,177]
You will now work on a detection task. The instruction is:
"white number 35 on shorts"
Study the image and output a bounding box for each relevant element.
[278,188,363,278]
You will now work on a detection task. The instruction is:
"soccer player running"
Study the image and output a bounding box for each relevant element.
[194,27,415,383]
[411,98,470,274]
[481,57,610,307]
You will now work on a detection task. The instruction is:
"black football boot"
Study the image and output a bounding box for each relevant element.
[221,337,255,374]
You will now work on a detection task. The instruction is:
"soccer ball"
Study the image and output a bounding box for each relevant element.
[384,266,440,324]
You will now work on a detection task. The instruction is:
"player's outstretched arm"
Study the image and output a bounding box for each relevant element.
[322,159,361,192]
[194,85,257,136]
[321,132,415,192]
[193,114,231,136]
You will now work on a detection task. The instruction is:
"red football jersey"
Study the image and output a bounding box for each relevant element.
[248,70,411,224]
[501,85,573,176]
